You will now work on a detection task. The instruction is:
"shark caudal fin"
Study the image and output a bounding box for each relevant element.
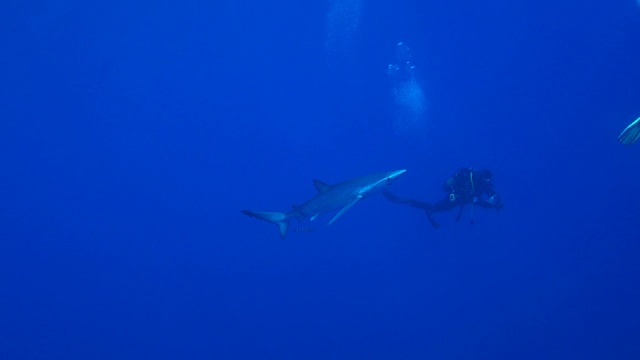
[241,210,291,239]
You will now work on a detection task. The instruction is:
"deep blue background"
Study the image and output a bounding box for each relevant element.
[2,0,640,358]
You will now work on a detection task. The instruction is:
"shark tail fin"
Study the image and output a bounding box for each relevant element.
[241,210,290,239]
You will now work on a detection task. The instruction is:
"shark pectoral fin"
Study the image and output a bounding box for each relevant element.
[328,195,363,225]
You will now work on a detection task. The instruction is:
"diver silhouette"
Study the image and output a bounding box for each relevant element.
[384,168,503,228]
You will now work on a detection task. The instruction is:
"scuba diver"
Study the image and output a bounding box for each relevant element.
[384,168,503,228]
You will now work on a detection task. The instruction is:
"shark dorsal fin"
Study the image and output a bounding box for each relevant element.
[313,179,331,193]
[328,195,363,225]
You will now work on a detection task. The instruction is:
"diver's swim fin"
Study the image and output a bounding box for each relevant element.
[619,116,640,145]
[455,205,465,222]
[425,210,440,229]
[455,204,475,225]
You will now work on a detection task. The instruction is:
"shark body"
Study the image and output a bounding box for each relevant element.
[242,169,406,239]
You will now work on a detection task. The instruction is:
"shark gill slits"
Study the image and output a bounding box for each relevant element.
[294,227,314,233]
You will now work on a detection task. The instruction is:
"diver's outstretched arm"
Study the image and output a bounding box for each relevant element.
[383,191,432,210]
[409,200,433,210]
[383,191,413,204]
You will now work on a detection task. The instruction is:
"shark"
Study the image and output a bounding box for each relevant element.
[242,169,407,239]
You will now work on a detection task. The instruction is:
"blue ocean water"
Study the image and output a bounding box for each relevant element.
[2,0,640,358]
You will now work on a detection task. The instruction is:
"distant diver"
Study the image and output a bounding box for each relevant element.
[387,42,416,84]
[384,168,503,228]
[618,116,640,145]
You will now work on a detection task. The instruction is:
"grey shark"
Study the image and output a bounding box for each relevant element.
[242,169,407,239]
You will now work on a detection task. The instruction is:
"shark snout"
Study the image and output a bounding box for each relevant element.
[381,169,407,186]
[389,169,407,179]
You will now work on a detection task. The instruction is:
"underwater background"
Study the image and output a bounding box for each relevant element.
[2,0,640,358]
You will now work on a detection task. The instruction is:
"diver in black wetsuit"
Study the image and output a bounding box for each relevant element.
[384,168,503,228]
